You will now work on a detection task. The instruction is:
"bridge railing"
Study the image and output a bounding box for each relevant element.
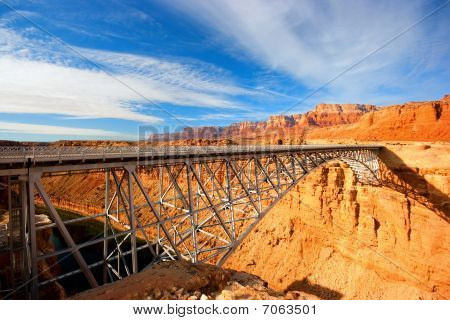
[0,144,381,164]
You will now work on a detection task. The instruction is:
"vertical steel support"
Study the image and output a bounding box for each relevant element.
[225,160,236,240]
[188,162,233,241]
[27,172,38,299]
[157,166,163,256]
[20,176,29,292]
[186,161,198,262]
[7,177,14,294]
[274,156,281,193]
[103,169,110,284]
[164,165,189,209]
[125,166,138,274]
[255,158,279,195]
[253,157,262,214]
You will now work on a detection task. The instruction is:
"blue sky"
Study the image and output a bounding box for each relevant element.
[0,0,449,141]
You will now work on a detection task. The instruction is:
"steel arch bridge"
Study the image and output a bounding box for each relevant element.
[0,144,381,298]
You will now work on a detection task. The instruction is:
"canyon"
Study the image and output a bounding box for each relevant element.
[1,95,448,300]
[224,143,449,299]
[39,142,450,300]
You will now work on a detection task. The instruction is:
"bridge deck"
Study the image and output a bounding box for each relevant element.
[0,144,382,170]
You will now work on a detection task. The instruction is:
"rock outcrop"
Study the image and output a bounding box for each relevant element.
[306,103,377,127]
[72,260,318,300]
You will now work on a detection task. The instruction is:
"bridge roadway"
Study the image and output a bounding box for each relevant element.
[0,144,382,170]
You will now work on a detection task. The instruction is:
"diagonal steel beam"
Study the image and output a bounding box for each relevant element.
[232,159,258,192]
[254,157,279,195]
[216,178,301,267]
[274,155,295,182]
[160,164,185,203]
[165,164,189,210]
[228,159,261,216]
[187,162,233,241]
[131,170,182,260]
[34,179,99,288]
[203,161,228,200]
[292,154,308,173]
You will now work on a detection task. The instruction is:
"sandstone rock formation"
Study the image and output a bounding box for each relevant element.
[149,103,377,142]
[224,144,450,299]
[72,260,318,300]
[147,95,448,144]
[304,103,377,127]
[306,95,450,142]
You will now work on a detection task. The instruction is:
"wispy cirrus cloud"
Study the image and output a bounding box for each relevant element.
[166,0,450,107]
[0,25,260,124]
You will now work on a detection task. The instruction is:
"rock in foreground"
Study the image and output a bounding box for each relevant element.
[72,260,318,300]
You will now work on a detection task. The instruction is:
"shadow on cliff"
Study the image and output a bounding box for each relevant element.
[286,278,343,300]
[378,148,450,223]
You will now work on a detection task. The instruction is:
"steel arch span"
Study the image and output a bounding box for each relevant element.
[0,145,381,298]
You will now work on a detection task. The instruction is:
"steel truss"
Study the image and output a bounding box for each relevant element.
[0,146,380,298]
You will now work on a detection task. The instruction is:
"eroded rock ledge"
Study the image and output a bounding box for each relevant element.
[72,260,319,300]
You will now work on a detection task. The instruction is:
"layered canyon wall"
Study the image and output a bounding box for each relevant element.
[306,95,450,142]
[149,95,448,144]
[149,103,377,142]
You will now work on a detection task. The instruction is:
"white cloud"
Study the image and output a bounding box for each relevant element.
[0,56,163,123]
[0,121,129,137]
[167,0,450,106]
[0,27,259,124]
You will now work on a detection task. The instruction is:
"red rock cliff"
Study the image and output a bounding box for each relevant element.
[306,95,450,142]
